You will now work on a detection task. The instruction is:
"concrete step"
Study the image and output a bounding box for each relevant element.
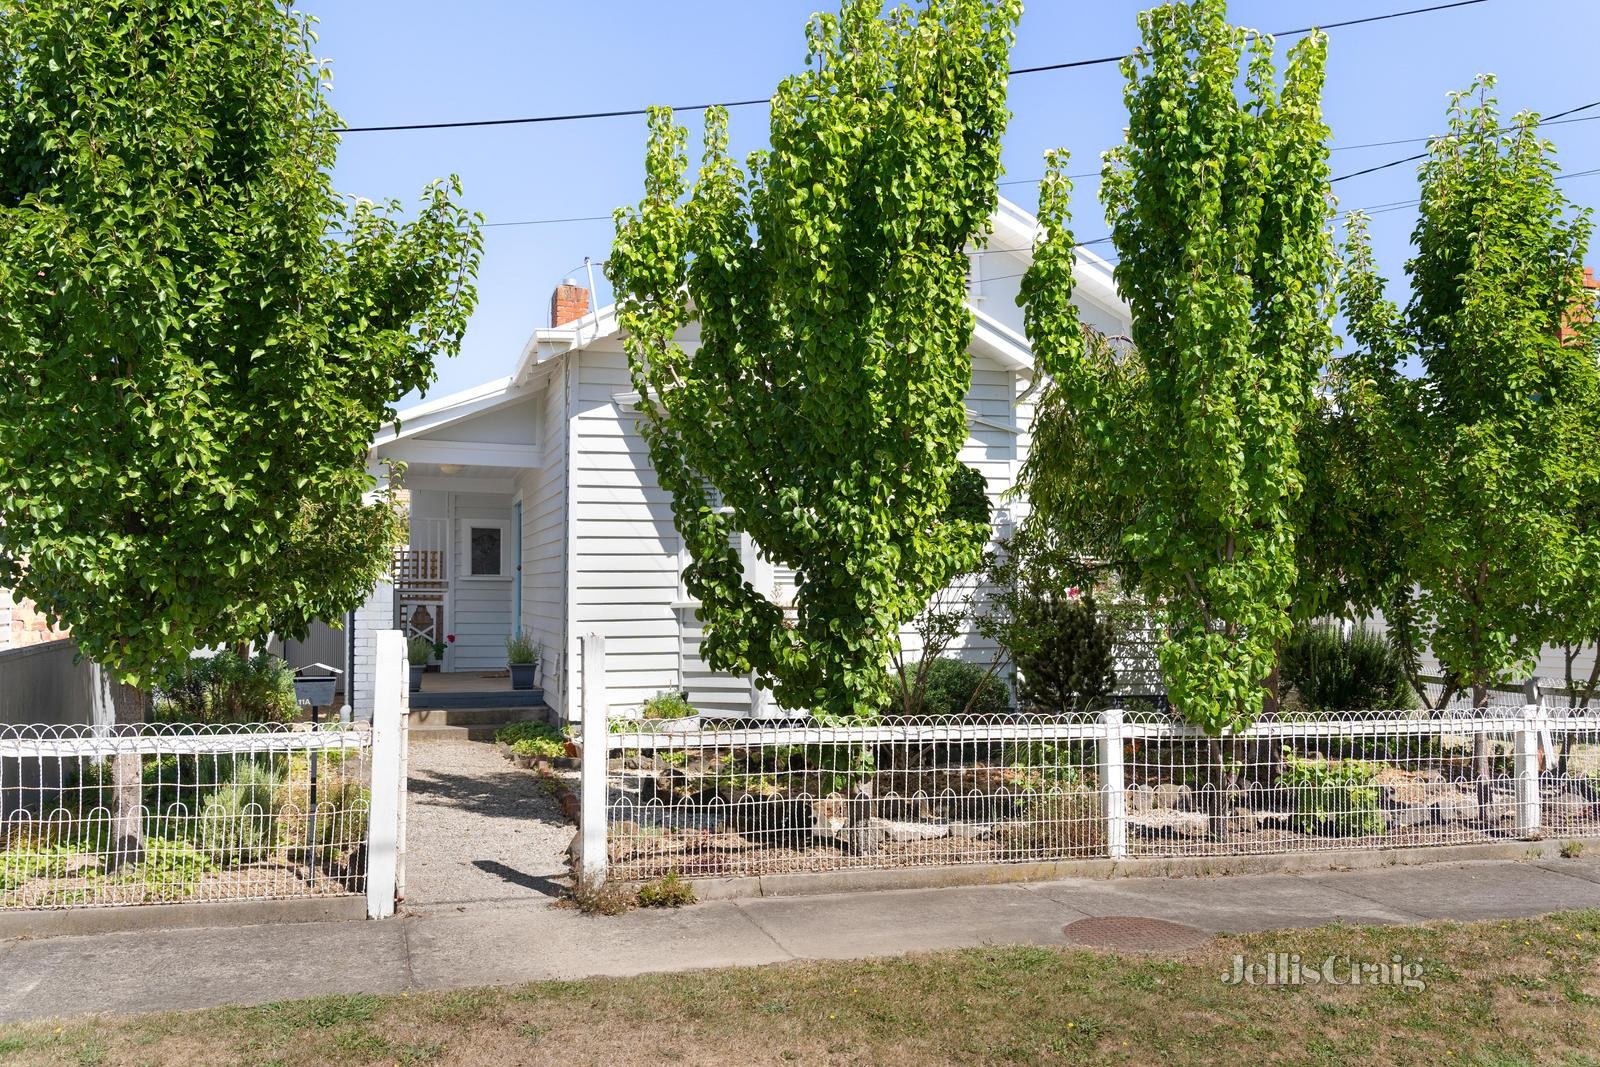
[406,704,553,743]
[406,723,507,743]
[408,706,551,727]
[409,687,544,711]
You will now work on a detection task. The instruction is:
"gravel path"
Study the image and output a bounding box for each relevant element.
[403,739,573,909]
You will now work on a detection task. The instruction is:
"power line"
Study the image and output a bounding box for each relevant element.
[996,108,1600,192]
[336,0,1492,134]
[483,164,1600,238]
[1008,0,1489,76]
[1331,99,1600,182]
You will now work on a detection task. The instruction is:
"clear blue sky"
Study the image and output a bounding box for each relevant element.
[310,0,1600,401]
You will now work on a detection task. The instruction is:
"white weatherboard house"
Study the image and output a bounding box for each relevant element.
[370,198,1133,722]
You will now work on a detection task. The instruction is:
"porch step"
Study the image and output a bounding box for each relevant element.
[408,687,544,711]
[406,704,552,744]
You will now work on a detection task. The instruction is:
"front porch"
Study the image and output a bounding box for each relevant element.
[410,668,545,712]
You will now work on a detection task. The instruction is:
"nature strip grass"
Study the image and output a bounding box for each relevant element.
[1,909,1598,1065]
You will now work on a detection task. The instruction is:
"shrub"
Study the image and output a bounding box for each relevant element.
[505,629,540,666]
[636,871,697,908]
[1014,592,1117,713]
[641,690,695,720]
[895,657,1009,717]
[1279,624,1415,713]
[152,650,300,724]
[196,762,281,865]
[310,779,370,863]
[1279,751,1385,837]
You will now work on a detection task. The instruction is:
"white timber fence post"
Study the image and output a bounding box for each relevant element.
[1099,706,1128,860]
[579,633,609,882]
[367,629,406,919]
[1515,680,1543,838]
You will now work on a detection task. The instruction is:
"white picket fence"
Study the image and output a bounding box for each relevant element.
[573,635,1600,882]
[0,631,408,918]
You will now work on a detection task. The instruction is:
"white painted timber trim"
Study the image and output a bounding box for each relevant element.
[579,633,608,880]
[366,630,405,920]
[378,439,542,469]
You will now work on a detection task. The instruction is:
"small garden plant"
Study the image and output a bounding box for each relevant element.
[495,721,567,760]
[1279,750,1385,837]
[636,871,696,908]
[641,691,695,720]
[569,873,634,916]
[505,629,540,666]
[406,635,435,666]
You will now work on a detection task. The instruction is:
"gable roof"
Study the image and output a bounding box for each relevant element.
[511,195,1126,386]
[386,196,1128,438]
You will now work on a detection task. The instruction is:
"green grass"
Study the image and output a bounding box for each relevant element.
[1,911,1599,1064]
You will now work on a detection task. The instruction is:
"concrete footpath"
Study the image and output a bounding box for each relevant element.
[3,855,1600,1024]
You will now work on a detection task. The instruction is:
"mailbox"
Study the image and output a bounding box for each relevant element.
[293,662,343,708]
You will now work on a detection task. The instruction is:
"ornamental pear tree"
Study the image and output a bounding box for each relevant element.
[1340,77,1600,720]
[608,0,1022,719]
[0,2,482,696]
[1020,0,1338,733]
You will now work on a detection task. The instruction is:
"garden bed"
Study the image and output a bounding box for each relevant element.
[600,731,1600,879]
[1,748,370,908]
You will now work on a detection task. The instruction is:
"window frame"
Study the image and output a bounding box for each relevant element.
[457,518,512,580]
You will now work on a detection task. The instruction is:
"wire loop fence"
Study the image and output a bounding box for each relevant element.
[1,722,372,908]
[598,707,1600,880]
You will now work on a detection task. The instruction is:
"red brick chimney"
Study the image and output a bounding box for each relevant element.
[551,280,590,328]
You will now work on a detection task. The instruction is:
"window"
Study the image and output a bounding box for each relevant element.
[458,519,510,578]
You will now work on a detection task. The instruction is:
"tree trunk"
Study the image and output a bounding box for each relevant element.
[1471,679,1492,826]
[1206,736,1241,840]
[90,662,148,871]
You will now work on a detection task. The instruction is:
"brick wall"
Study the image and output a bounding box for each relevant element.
[350,577,400,721]
[0,587,67,652]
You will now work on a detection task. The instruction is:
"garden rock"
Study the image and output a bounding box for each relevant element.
[1387,804,1432,829]
[867,818,951,843]
[1544,791,1596,821]
[1128,808,1208,837]
[832,824,886,856]
[1151,783,1193,811]
[1227,806,1262,833]
[946,821,995,841]
[1124,785,1156,813]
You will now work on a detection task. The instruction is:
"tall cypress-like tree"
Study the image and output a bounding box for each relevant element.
[1340,77,1600,807]
[609,0,1022,719]
[1020,0,1338,733]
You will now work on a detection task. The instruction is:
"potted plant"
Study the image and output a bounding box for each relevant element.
[505,629,540,690]
[405,635,433,693]
[641,689,699,733]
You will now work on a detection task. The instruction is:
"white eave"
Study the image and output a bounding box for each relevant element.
[988,196,1125,334]
[370,375,544,469]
